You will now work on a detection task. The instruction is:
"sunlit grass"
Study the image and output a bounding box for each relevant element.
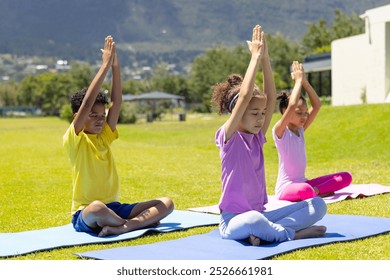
[0,103,389,260]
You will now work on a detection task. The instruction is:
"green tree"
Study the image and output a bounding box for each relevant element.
[302,18,333,54]
[67,63,94,92]
[189,44,250,112]
[301,9,365,55]
[17,63,107,116]
[0,80,18,106]
[18,75,41,109]
[332,9,364,39]
[18,72,73,116]
[122,79,145,95]
[150,63,191,101]
[267,33,302,90]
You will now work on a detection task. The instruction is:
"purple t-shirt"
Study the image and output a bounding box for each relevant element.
[272,126,307,198]
[216,125,268,213]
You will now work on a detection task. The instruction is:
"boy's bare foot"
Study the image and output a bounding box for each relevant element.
[98,220,161,237]
[98,225,123,237]
[146,221,160,228]
[294,225,327,240]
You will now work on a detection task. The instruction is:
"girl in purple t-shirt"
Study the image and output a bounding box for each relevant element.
[211,26,327,246]
[272,61,352,202]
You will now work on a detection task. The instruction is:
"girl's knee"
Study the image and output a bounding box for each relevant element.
[298,186,317,200]
[221,211,267,240]
[343,172,353,185]
[280,183,316,202]
[245,210,268,226]
[310,197,327,218]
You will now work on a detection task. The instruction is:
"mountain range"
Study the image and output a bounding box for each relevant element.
[0,0,388,63]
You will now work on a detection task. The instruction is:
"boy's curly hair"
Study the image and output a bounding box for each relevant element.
[70,87,109,114]
[211,74,243,114]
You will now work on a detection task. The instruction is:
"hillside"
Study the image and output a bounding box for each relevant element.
[0,0,388,62]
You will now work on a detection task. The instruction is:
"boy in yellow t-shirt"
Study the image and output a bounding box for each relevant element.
[63,36,174,237]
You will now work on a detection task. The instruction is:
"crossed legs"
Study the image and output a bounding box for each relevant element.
[279,172,353,202]
[220,197,327,245]
[81,197,174,237]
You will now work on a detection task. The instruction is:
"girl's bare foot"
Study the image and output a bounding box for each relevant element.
[319,192,335,198]
[313,187,334,198]
[295,225,326,240]
[247,234,261,246]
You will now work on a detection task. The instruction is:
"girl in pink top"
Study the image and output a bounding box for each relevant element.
[211,26,327,246]
[272,61,352,202]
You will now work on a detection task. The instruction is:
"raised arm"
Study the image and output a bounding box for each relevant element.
[273,61,304,138]
[224,25,264,141]
[302,76,321,130]
[73,36,114,134]
[106,42,122,131]
[259,35,276,135]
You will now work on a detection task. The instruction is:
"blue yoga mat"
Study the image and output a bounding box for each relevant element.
[0,210,219,258]
[76,214,390,260]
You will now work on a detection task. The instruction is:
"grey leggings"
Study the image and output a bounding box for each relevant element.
[219,197,327,243]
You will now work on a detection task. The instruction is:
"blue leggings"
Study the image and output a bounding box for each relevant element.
[219,197,327,243]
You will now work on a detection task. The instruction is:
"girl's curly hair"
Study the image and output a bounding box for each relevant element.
[211,74,243,114]
[70,87,109,114]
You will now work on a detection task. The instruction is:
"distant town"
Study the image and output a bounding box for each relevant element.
[0,53,185,84]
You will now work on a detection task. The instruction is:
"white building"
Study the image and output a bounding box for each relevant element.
[331,4,390,105]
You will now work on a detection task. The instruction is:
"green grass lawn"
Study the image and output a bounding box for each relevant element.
[0,104,389,260]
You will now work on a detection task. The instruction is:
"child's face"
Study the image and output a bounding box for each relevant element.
[290,99,308,127]
[84,103,106,134]
[238,95,267,134]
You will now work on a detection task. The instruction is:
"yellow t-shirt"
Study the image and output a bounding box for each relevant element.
[63,122,119,214]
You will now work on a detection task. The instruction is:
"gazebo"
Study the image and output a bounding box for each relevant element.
[123,91,186,122]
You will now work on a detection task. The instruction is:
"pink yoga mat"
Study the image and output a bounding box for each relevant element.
[188,183,390,214]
